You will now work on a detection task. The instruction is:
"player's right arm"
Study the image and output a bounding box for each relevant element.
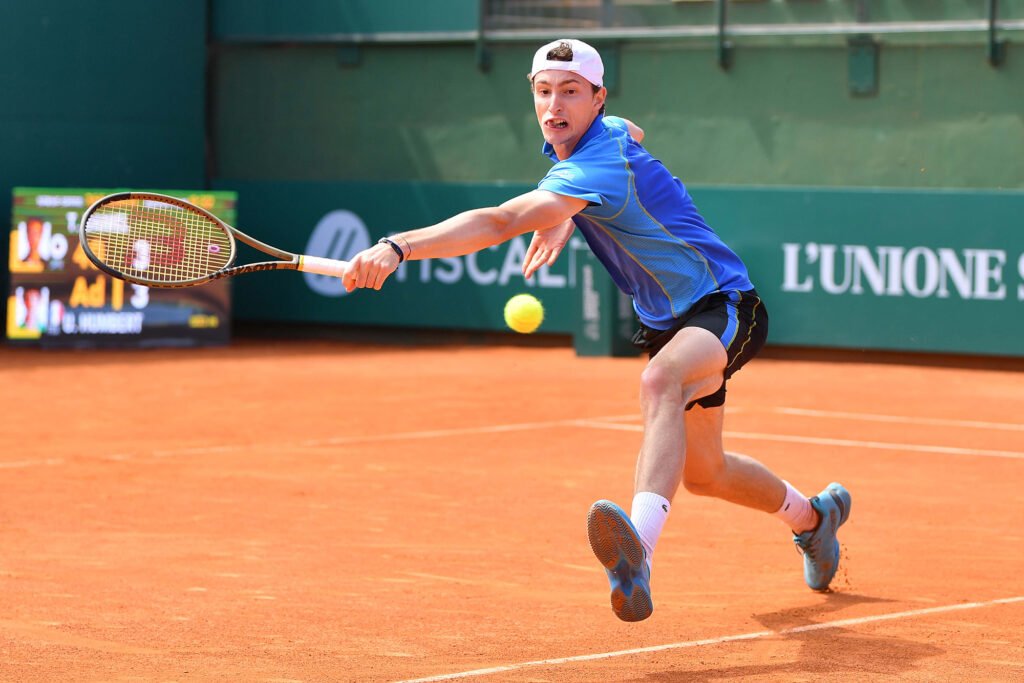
[343,190,588,291]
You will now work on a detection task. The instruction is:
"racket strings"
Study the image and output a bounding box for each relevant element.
[84,199,232,283]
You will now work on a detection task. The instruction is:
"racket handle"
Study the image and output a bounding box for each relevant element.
[298,255,350,278]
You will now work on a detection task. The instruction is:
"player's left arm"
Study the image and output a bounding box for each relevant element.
[343,190,588,291]
[621,117,644,143]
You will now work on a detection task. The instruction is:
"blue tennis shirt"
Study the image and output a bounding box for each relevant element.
[538,114,753,329]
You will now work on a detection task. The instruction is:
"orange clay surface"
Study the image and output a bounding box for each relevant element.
[1,338,1023,682]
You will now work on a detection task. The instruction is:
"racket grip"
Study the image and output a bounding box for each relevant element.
[298,255,350,278]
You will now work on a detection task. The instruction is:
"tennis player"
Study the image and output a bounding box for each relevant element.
[343,39,851,622]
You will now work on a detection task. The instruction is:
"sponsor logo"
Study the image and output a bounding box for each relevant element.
[303,210,371,297]
[782,243,1024,301]
[303,212,577,298]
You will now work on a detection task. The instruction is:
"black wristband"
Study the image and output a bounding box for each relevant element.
[378,237,405,263]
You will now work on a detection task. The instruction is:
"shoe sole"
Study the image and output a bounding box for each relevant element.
[587,501,652,622]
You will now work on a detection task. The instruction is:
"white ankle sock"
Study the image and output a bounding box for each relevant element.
[773,480,818,534]
[630,492,671,572]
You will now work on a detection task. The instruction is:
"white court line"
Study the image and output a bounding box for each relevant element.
[0,415,639,469]
[575,421,1024,460]
[587,407,1024,433]
[305,415,639,448]
[152,445,241,457]
[723,431,1024,460]
[0,458,64,469]
[773,407,1024,432]
[395,596,1024,683]
[5,410,1022,469]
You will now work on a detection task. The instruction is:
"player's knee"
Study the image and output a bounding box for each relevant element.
[639,364,684,411]
[682,459,727,498]
[640,364,714,413]
[682,473,721,498]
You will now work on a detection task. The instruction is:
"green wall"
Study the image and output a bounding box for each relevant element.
[213,40,1024,189]
[0,0,208,290]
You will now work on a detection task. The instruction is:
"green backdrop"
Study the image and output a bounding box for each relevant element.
[5,0,1023,356]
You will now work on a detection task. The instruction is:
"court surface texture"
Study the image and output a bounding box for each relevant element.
[2,338,1022,682]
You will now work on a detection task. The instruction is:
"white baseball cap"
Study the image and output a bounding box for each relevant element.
[529,39,604,88]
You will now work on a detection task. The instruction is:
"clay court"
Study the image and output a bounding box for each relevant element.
[1,338,1022,682]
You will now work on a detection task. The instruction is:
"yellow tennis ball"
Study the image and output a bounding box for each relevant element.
[504,293,544,334]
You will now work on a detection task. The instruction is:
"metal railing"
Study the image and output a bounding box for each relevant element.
[480,0,1018,68]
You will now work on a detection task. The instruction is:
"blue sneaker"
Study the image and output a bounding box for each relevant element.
[793,482,852,591]
[587,500,653,622]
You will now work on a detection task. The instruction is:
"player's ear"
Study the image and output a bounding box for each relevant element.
[594,86,607,111]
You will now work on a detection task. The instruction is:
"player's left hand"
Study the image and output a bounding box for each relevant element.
[343,243,401,292]
[523,220,575,280]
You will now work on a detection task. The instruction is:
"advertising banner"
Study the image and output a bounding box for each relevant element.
[219,181,1024,357]
[696,187,1024,357]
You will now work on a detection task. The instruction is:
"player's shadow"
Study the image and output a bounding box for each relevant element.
[644,592,945,681]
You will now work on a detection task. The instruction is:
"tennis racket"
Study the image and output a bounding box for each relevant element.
[78,192,351,288]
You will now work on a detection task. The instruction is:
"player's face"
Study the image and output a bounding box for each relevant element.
[532,71,606,158]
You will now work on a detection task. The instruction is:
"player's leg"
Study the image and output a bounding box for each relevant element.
[680,404,789,512]
[682,400,852,593]
[635,291,836,571]
[587,325,725,622]
[633,326,729,499]
[626,326,783,572]
[588,290,851,620]
[682,405,825,531]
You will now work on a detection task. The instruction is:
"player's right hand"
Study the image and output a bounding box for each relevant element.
[343,243,401,292]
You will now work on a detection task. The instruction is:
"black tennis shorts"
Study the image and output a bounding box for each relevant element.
[631,289,769,410]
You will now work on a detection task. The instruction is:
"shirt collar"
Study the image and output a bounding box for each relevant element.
[542,113,606,162]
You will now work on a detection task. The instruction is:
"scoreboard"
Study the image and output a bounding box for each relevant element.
[7,187,234,348]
